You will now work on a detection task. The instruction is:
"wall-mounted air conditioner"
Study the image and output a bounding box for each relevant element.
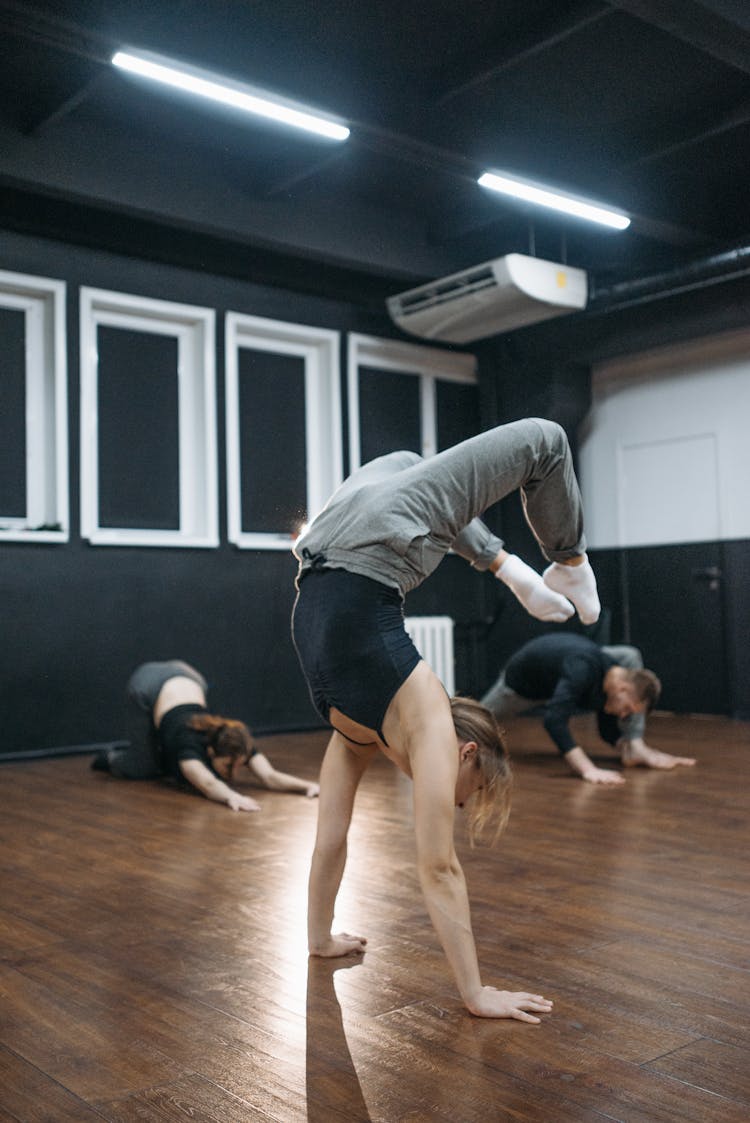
[386,253,588,344]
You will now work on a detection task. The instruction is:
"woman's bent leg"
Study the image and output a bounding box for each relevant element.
[394,418,585,562]
[109,661,198,779]
[480,672,538,721]
[107,738,161,779]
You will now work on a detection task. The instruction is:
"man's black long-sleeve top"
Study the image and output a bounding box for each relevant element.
[504,634,618,754]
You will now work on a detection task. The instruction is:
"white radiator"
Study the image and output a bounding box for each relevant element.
[404,615,455,695]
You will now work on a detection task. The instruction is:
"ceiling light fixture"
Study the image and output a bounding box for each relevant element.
[478,170,630,230]
[112,48,350,142]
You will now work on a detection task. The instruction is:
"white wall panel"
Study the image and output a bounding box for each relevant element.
[579,330,750,547]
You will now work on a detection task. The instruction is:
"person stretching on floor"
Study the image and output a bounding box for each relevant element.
[92,660,319,810]
[481,634,696,784]
[291,417,601,1022]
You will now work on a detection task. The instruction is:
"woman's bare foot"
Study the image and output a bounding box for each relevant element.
[620,740,696,769]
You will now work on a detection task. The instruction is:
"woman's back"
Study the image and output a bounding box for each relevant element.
[153,675,207,726]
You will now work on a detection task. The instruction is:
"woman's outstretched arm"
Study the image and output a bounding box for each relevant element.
[308,732,374,958]
[390,664,553,1021]
[246,751,320,797]
[413,741,552,1020]
[179,758,261,811]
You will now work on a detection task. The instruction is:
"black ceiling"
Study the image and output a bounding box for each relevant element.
[2,0,750,305]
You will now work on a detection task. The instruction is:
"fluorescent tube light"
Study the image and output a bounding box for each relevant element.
[478,170,630,230]
[112,48,350,142]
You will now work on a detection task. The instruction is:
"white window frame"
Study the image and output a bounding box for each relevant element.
[226,313,342,550]
[347,333,477,470]
[0,269,68,543]
[80,288,218,547]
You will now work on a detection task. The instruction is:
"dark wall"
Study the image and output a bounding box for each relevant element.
[724,539,750,719]
[584,540,750,720]
[2,541,300,747]
[0,228,484,754]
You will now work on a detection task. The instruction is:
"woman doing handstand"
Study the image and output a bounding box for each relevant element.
[292,418,600,1022]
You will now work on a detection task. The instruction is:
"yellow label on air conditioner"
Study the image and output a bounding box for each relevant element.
[556,271,567,288]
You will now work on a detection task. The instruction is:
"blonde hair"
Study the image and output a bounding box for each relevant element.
[450,695,512,846]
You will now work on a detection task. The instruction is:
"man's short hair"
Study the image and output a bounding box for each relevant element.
[627,668,662,712]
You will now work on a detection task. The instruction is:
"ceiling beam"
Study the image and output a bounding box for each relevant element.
[431,2,612,107]
[25,75,109,136]
[621,97,750,169]
[604,0,750,74]
[0,1,111,135]
[0,177,400,304]
[0,0,113,64]
[427,195,707,249]
[262,150,350,198]
[0,0,193,135]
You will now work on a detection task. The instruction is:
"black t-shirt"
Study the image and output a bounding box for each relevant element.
[157,703,210,780]
[504,634,617,754]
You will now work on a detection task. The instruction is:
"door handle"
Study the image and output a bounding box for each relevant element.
[692,566,722,590]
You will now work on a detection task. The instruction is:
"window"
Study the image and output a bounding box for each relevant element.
[346,334,478,470]
[80,288,217,547]
[0,270,68,543]
[225,313,342,549]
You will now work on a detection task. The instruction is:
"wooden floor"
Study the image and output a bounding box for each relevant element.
[1,714,749,1122]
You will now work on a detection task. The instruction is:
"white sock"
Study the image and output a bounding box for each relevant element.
[543,555,601,625]
[496,554,574,623]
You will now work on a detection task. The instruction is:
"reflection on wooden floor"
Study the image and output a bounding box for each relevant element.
[1,713,749,1121]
